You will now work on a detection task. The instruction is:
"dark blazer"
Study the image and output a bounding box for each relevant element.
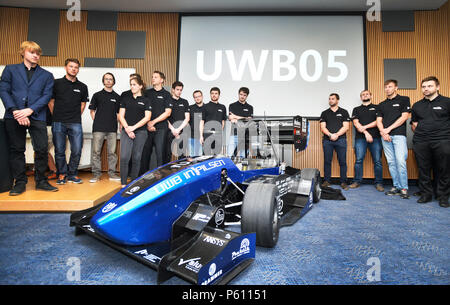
[0,63,54,122]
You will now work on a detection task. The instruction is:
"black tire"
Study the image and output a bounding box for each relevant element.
[300,168,321,203]
[241,183,280,248]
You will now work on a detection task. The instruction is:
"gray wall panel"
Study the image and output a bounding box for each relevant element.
[84,57,115,68]
[27,8,60,56]
[115,31,146,59]
[384,59,417,89]
[382,11,415,32]
[87,11,118,31]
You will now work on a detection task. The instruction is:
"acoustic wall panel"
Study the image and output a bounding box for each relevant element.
[27,8,60,56]
[87,11,118,31]
[382,11,415,32]
[384,58,417,89]
[84,57,115,67]
[115,31,146,59]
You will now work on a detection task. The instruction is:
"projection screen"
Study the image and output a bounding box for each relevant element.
[178,15,366,117]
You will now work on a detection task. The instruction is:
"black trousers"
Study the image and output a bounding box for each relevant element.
[139,128,167,175]
[4,118,48,185]
[413,140,450,200]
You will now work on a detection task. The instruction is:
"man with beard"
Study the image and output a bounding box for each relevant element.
[49,58,89,185]
[376,79,411,199]
[319,93,350,190]
[349,90,384,192]
[200,87,227,155]
[411,76,449,207]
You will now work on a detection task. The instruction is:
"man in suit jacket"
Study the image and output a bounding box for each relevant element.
[0,41,58,195]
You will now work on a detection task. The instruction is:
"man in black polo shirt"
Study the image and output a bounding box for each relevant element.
[140,71,172,174]
[88,72,121,183]
[167,81,190,160]
[227,87,253,158]
[376,79,411,199]
[349,90,384,192]
[49,58,88,185]
[188,90,205,156]
[319,93,350,190]
[411,76,449,207]
[200,87,227,155]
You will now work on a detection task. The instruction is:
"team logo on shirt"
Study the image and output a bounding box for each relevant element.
[73,89,80,93]
[336,113,342,117]
[110,99,117,102]
[157,96,163,99]
[392,104,399,107]
[138,102,145,105]
[369,108,375,111]
[433,106,442,110]
[218,109,223,112]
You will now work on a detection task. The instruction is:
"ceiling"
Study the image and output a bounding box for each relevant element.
[0,0,448,12]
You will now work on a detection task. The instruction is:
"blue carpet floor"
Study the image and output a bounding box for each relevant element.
[0,184,448,285]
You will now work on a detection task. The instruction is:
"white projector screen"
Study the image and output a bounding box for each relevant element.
[178,15,366,117]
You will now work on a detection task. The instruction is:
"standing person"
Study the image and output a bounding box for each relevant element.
[118,77,151,188]
[49,58,89,185]
[88,72,121,183]
[140,71,172,174]
[411,76,449,207]
[0,40,58,195]
[227,87,253,158]
[349,90,384,192]
[167,81,190,160]
[319,93,350,190]
[376,79,411,199]
[200,87,227,155]
[188,90,205,157]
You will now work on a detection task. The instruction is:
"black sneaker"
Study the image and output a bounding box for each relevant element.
[439,197,449,208]
[36,180,58,192]
[9,183,26,196]
[400,189,410,199]
[385,187,400,196]
[417,194,432,204]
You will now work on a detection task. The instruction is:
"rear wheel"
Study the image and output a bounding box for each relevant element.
[241,183,280,248]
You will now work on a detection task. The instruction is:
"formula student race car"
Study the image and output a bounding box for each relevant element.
[70,115,321,285]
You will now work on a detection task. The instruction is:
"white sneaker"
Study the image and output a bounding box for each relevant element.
[89,176,100,183]
[109,173,121,181]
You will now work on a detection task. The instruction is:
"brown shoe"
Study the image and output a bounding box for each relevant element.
[349,182,360,189]
[321,181,331,188]
[375,184,384,192]
[340,183,349,191]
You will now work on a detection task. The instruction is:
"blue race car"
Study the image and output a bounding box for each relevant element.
[70,116,321,285]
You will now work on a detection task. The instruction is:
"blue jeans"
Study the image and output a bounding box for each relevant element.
[323,138,347,183]
[353,137,383,184]
[382,135,408,190]
[189,137,203,157]
[52,122,83,178]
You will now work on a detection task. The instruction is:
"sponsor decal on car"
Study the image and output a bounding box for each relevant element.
[201,263,223,285]
[232,238,250,260]
[102,202,117,213]
[203,234,226,247]
[179,257,203,273]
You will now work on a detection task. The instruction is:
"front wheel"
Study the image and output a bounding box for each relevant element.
[241,183,280,248]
